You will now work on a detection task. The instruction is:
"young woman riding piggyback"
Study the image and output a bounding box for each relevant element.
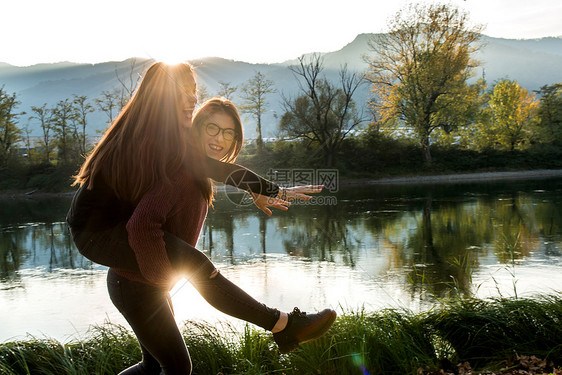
[67,63,336,374]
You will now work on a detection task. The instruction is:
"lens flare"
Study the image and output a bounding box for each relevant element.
[352,353,371,375]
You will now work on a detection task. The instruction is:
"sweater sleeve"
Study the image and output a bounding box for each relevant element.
[125,182,176,286]
[204,156,280,197]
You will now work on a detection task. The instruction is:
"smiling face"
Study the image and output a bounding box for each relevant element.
[201,111,237,160]
[192,97,243,163]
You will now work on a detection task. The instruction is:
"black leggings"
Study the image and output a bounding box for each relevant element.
[72,225,279,374]
[107,269,191,374]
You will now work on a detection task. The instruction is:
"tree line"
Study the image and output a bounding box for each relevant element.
[1,2,561,192]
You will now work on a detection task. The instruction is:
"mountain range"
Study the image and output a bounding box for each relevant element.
[1,33,561,138]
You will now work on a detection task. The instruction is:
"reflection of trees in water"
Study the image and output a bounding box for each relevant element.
[404,193,484,298]
[199,181,561,301]
[259,215,266,254]
[0,222,92,278]
[0,227,25,279]
[2,181,560,298]
[536,195,562,257]
[202,201,364,268]
[522,191,562,257]
[276,204,361,267]
[204,208,242,264]
[492,193,541,262]
[374,189,553,299]
[200,209,242,265]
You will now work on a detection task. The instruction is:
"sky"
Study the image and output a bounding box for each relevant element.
[2,0,562,67]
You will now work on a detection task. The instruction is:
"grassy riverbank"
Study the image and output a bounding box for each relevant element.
[1,295,560,374]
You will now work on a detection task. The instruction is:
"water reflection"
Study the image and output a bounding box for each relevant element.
[0,178,561,341]
[0,222,93,281]
[199,178,562,300]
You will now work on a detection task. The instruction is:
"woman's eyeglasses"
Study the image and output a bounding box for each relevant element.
[205,123,237,142]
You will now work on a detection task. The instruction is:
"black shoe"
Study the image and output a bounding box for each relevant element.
[273,307,337,354]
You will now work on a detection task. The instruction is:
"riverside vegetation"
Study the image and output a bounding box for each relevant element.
[1,135,562,194]
[0,296,560,374]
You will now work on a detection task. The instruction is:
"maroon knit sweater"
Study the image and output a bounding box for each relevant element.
[114,173,208,289]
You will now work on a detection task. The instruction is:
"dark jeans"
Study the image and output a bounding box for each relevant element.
[72,225,279,374]
[108,269,191,375]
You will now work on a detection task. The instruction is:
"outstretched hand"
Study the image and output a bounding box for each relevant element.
[250,193,291,216]
[250,185,324,216]
[278,185,324,202]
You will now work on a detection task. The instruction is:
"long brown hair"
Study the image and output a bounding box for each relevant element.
[192,97,244,163]
[73,62,211,203]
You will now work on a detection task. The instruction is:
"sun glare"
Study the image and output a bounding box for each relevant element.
[150,51,189,65]
[142,42,191,65]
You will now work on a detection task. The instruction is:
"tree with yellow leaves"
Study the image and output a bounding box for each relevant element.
[364,3,483,163]
[0,86,22,169]
[486,80,539,151]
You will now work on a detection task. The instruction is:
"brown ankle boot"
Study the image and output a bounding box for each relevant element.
[273,307,337,354]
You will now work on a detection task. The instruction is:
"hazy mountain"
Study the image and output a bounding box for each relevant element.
[1,33,561,138]
[300,33,562,88]
[475,35,562,88]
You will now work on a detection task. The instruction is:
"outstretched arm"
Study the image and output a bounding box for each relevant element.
[204,156,279,197]
[204,157,324,215]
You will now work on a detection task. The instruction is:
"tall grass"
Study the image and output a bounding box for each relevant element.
[1,295,561,374]
[0,323,140,374]
[426,295,562,368]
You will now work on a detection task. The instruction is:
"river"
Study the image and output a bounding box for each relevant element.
[1,176,561,342]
